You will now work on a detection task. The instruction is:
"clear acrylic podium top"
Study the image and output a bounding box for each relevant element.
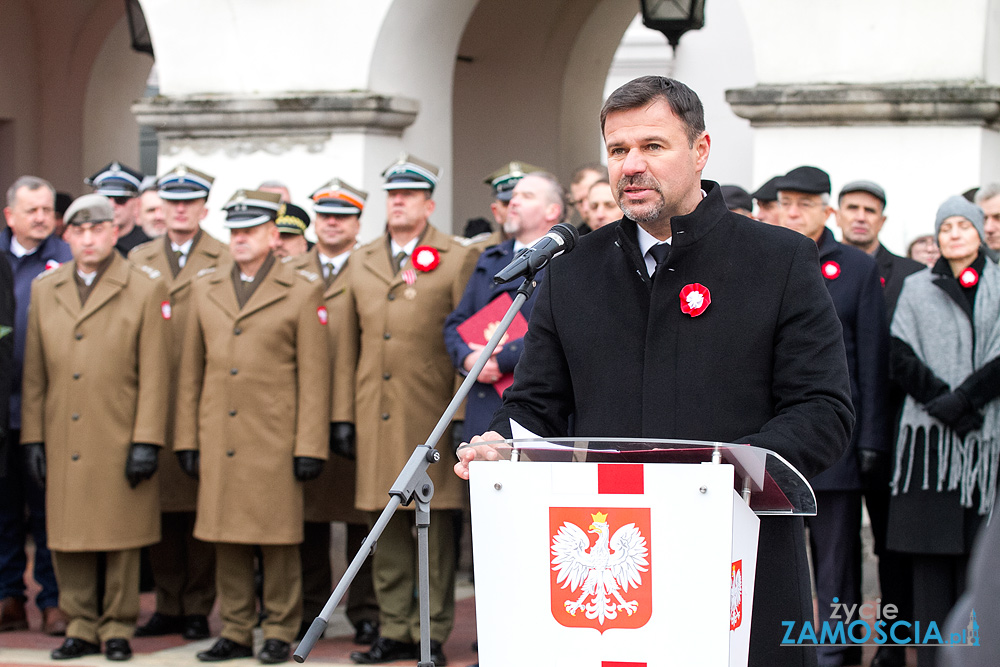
[458,437,817,516]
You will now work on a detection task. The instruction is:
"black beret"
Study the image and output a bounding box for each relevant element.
[775,166,831,195]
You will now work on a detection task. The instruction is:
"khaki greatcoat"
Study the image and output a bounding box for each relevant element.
[174,256,330,545]
[336,224,479,511]
[129,231,229,512]
[293,248,366,524]
[20,252,170,552]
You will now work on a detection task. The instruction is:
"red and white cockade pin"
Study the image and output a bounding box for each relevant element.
[412,245,440,272]
[822,261,841,280]
[45,259,61,271]
[679,283,711,317]
[317,306,329,325]
[161,301,172,320]
[959,267,979,288]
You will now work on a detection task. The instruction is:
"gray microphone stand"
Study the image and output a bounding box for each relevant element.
[294,276,538,665]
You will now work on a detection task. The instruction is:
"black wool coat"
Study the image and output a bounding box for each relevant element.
[490,181,854,667]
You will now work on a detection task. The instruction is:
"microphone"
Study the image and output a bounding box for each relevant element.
[493,222,579,284]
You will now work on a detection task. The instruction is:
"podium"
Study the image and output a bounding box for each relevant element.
[463,438,817,667]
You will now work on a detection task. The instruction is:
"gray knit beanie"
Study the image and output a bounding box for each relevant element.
[935,195,985,242]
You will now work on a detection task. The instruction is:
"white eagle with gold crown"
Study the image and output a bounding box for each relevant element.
[551,511,649,624]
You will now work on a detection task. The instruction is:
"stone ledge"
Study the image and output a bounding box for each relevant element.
[132,91,420,138]
[726,82,1000,127]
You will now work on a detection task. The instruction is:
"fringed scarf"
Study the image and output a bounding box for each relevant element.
[890,260,1000,515]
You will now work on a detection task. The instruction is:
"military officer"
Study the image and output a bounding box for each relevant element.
[175,190,330,664]
[472,161,543,249]
[273,203,311,258]
[20,194,170,661]
[85,163,149,255]
[291,179,379,644]
[129,165,226,641]
[339,155,479,666]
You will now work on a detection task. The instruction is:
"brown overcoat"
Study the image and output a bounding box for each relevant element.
[174,256,330,544]
[336,225,479,511]
[293,248,366,524]
[129,231,229,512]
[20,253,170,552]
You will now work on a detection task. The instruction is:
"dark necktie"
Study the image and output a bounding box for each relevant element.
[648,242,671,279]
[324,262,336,285]
[393,251,407,273]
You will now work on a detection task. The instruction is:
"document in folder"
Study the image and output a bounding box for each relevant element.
[456,292,528,397]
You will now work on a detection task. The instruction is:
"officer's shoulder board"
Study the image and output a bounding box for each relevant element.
[457,233,488,247]
[196,266,217,278]
[138,264,162,280]
[296,268,320,283]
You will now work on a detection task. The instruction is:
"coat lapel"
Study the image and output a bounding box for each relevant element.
[238,263,290,320]
[362,237,402,288]
[52,267,82,320]
[77,254,128,325]
[206,260,240,320]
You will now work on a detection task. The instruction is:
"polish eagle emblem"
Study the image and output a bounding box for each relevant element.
[550,511,650,627]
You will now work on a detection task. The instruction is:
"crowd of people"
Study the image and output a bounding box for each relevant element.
[1,74,998,667]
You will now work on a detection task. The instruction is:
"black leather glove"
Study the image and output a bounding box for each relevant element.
[858,449,890,488]
[926,390,978,432]
[294,456,324,481]
[23,442,46,488]
[125,443,160,488]
[452,420,464,455]
[176,450,200,479]
[329,422,356,460]
[952,411,985,438]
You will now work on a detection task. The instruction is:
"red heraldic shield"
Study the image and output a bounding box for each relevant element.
[730,560,743,631]
[549,507,652,634]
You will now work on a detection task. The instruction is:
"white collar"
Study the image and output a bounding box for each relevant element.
[390,237,419,257]
[171,237,194,254]
[77,269,97,286]
[636,224,672,258]
[10,236,38,258]
[319,249,351,273]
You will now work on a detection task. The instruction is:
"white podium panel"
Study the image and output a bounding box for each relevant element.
[470,461,760,667]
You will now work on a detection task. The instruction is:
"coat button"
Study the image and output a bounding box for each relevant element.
[383,332,391,340]
[72,373,80,380]
[229,409,237,416]
[71,453,79,461]
[230,368,238,375]
[234,327,242,335]
[387,293,396,301]
[227,450,235,457]
[71,413,79,421]
[477,391,486,399]
[383,372,391,380]
[381,413,390,420]
[75,333,83,340]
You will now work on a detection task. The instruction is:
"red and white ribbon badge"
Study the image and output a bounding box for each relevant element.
[822,261,841,280]
[402,269,417,286]
[45,260,61,271]
[161,301,172,320]
[317,306,329,325]
[679,283,711,317]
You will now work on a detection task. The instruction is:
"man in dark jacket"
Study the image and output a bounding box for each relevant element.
[0,175,72,635]
[458,76,854,667]
[834,180,923,667]
[0,254,13,478]
[778,166,891,667]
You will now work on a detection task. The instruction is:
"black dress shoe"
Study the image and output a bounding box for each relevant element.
[105,638,133,661]
[183,615,211,640]
[350,636,419,664]
[871,646,906,667]
[430,640,448,666]
[197,638,254,662]
[136,612,184,636]
[51,637,101,660]
[258,639,290,664]
[353,619,379,646]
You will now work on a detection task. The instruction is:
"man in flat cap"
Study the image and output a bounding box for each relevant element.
[338,154,479,666]
[21,193,170,661]
[292,178,379,645]
[1,175,71,636]
[273,203,311,259]
[752,175,782,225]
[175,189,330,664]
[778,165,891,667]
[720,184,755,219]
[86,162,149,256]
[834,179,923,667]
[130,164,226,642]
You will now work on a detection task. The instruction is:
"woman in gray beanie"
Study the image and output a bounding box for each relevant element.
[887,194,1000,666]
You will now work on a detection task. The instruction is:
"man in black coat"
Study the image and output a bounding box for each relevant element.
[0,254,12,479]
[777,167,892,667]
[457,76,854,667]
[834,180,923,667]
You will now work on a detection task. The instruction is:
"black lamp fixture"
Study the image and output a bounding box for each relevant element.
[639,0,706,53]
[125,0,154,57]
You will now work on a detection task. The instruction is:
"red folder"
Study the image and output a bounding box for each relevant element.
[456,292,528,397]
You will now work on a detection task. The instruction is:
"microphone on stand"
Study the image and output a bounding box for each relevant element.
[493,222,580,284]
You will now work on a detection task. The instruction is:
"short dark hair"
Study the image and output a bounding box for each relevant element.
[600,76,705,147]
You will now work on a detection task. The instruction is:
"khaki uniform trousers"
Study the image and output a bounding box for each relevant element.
[215,543,301,645]
[148,512,216,616]
[52,549,140,643]
[301,522,379,629]
[370,510,456,644]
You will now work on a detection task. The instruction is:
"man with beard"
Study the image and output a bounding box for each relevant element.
[457,76,854,667]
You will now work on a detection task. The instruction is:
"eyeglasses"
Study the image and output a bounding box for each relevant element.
[777,199,824,211]
[111,196,132,206]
